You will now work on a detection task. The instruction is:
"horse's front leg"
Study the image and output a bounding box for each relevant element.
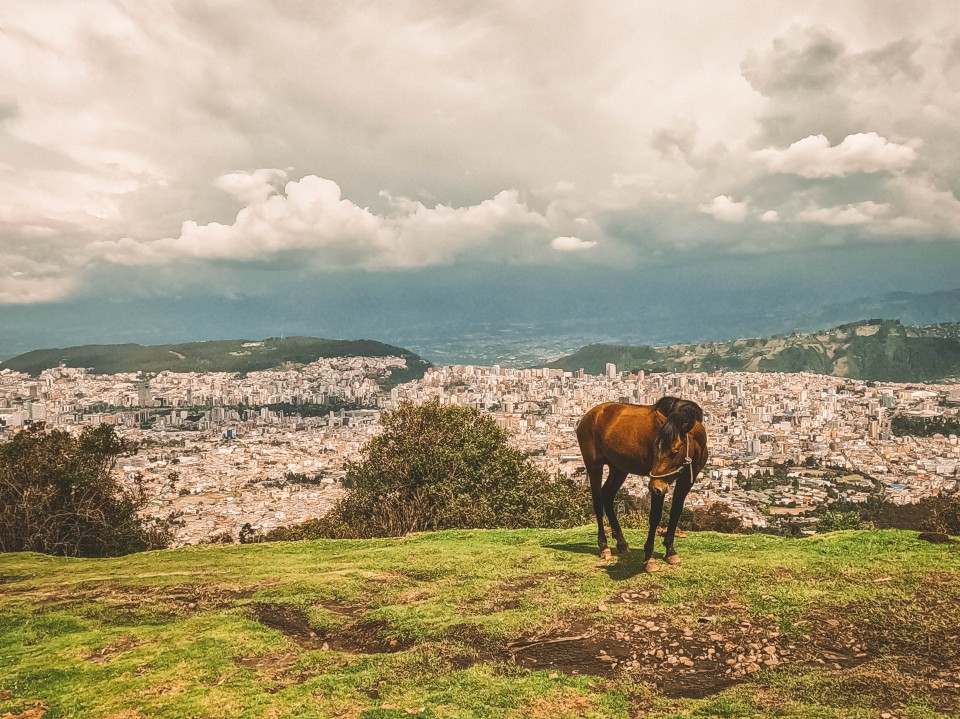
[602,468,629,553]
[644,483,666,571]
[663,477,692,566]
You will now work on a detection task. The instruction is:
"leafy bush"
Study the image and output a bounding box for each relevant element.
[690,502,744,533]
[817,510,863,532]
[267,400,589,540]
[0,424,170,557]
[918,494,960,535]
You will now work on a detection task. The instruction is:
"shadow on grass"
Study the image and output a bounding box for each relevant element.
[544,542,654,582]
[543,542,599,556]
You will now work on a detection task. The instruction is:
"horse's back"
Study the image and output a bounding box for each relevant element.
[577,402,659,473]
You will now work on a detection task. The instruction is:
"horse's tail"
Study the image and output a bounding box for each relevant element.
[654,396,703,448]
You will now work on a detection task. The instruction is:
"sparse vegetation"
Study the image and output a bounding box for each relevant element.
[0,424,170,557]
[549,319,960,381]
[268,400,589,540]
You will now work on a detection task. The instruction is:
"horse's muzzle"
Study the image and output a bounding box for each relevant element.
[650,478,670,495]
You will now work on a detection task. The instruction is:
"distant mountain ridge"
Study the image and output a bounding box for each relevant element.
[548,320,960,382]
[0,336,431,385]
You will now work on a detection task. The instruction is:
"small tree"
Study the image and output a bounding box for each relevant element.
[817,510,863,533]
[274,400,588,539]
[690,502,744,533]
[0,424,169,557]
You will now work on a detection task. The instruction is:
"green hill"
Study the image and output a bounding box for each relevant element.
[550,319,960,382]
[1,528,958,718]
[0,337,431,384]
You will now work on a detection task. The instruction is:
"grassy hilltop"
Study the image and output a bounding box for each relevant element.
[549,320,960,382]
[0,337,431,385]
[2,529,959,718]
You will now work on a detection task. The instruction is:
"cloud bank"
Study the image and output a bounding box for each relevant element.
[1,3,959,304]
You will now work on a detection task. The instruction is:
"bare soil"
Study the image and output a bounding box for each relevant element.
[249,602,413,654]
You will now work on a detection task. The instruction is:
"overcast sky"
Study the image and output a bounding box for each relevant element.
[1,1,959,317]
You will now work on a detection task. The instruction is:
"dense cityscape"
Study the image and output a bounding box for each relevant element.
[2,357,958,545]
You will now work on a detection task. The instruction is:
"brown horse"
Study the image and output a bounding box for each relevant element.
[576,396,707,571]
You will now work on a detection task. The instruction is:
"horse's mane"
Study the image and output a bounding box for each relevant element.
[654,396,703,449]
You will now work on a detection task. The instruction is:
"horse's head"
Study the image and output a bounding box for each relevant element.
[649,433,692,494]
[649,404,699,494]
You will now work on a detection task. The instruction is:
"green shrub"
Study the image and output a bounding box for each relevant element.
[267,400,589,540]
[0,424,170,556]
[817,510,863,532]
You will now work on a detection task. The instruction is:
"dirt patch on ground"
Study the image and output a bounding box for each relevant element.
[472,573,576,614]
[232,652,301,693]
[0,702,47,719]
[918,532,958,545]
[510,608,792,699]
[249,602,413,654]
[81,635,142,664]
[507,573,960,707]
[39,583,257,621]
[794,574,960,713]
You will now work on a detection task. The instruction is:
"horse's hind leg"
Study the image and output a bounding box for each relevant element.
[602,466,630,553]
[584,459,609,558]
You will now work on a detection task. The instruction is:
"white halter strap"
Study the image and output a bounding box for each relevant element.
[649,433,694,480]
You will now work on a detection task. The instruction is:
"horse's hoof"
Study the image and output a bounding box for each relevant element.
[645,559,660,573]
[665,554,681,566]
[600,548,612,560]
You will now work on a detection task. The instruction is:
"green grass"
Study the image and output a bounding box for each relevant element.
[1,529,958,718]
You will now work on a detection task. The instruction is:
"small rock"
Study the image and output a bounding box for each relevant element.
[321,642,329,651]
[597,603,608,612]
[746,662,762,674]
[763,646,777,656]
[680,657,694,667]
[548,672,559,679]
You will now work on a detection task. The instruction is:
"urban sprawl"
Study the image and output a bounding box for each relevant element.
[2,355,958,545]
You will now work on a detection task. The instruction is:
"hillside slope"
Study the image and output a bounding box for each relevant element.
[0,336,431,384]
[549,319,960,382]
[1,528,958,718]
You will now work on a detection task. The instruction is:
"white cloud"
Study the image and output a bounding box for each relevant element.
[760,210,780,222]
[550,236,597,252]
[95,172,554,269]
[756,132,917,178]
[795,200,890,225]
[698,195,749,223]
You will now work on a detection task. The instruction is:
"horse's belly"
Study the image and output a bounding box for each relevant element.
[603,448,651,477]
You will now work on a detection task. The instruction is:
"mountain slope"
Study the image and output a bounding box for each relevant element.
[549,319,960,382]
[0,336,431,383]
